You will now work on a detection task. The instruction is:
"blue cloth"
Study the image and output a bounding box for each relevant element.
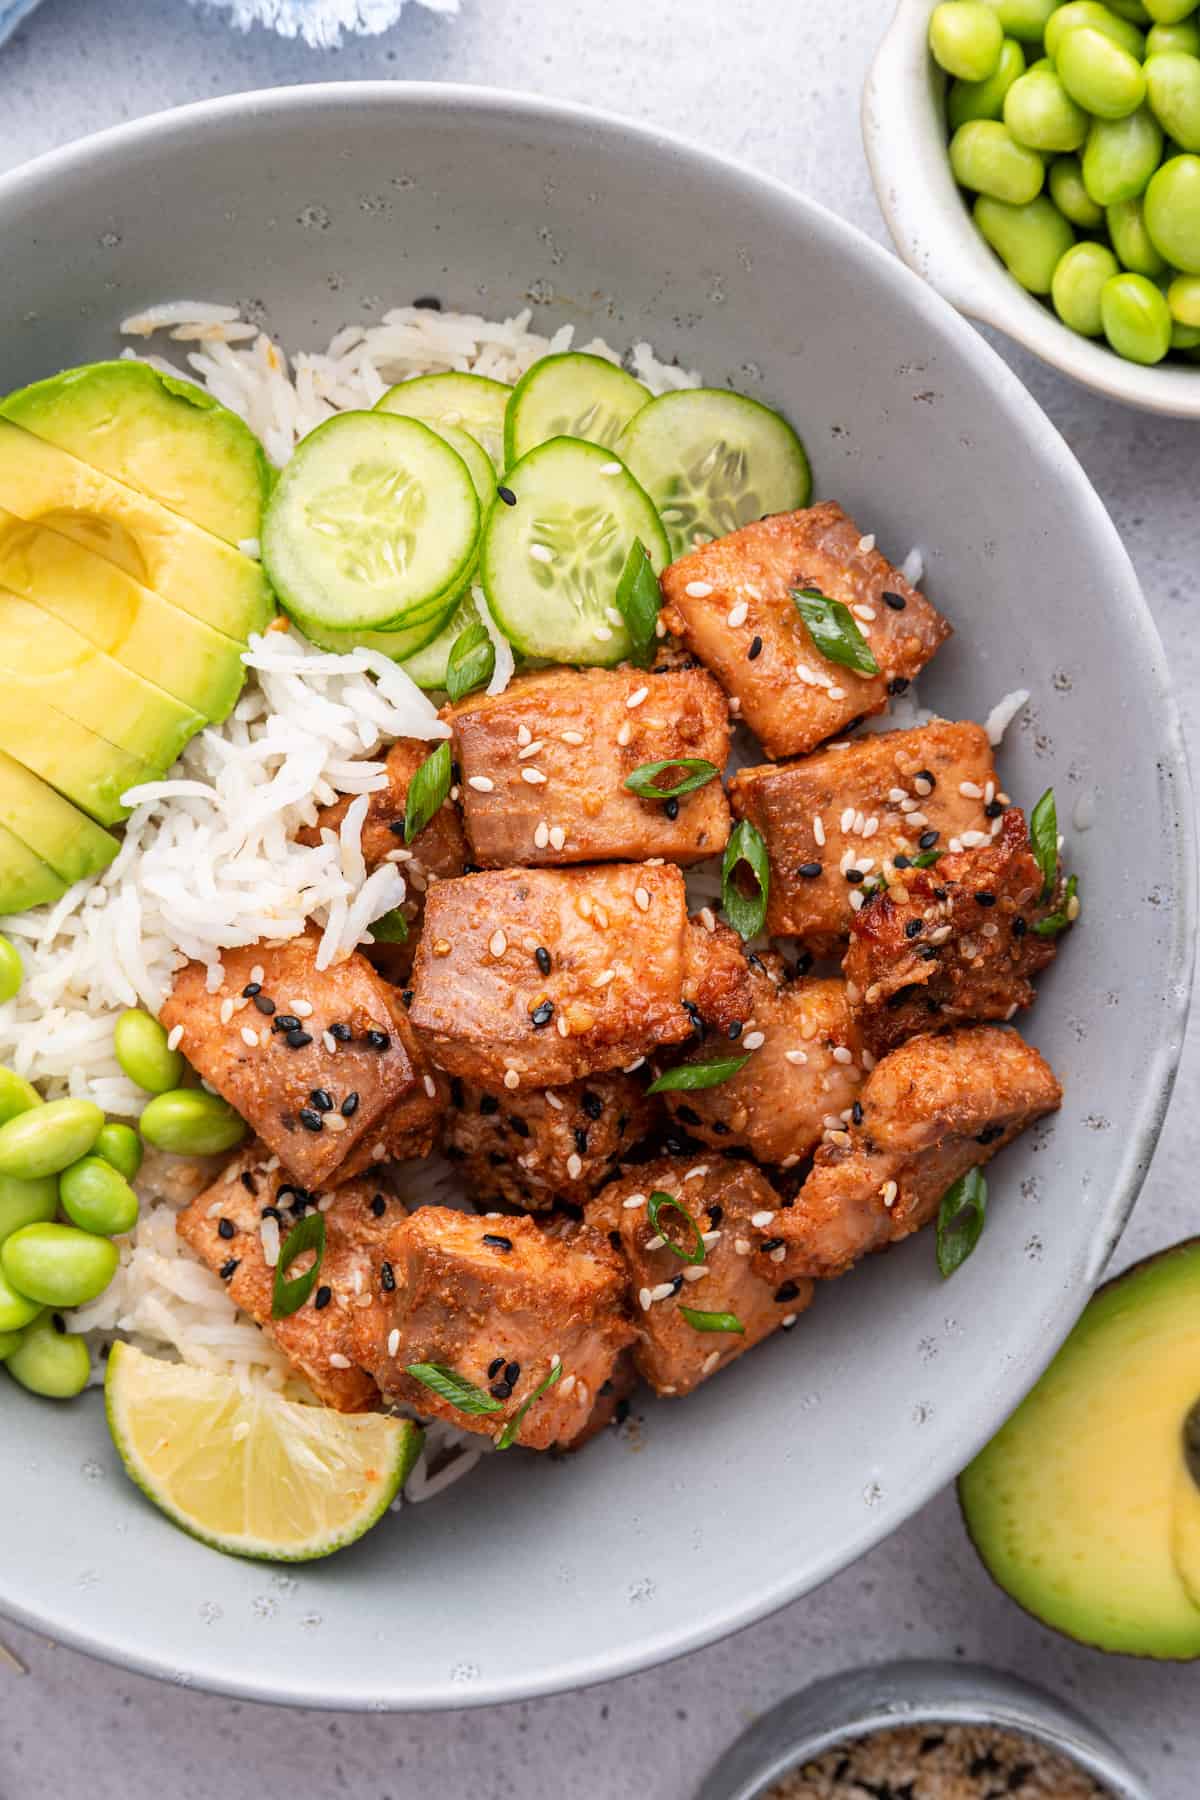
[0,0,458,50]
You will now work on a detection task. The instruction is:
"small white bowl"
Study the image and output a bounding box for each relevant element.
[863,0,1200,417]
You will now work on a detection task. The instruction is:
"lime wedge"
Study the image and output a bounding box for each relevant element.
[105,1342,422,1562]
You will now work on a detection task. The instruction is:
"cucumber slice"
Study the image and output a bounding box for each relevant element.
[400,589,482,690]
[617,389,812,561]
[376,372,511,472]
[419,421,498,514]
[480,437,669,667]
[296,587,460,661]
[262,412,479,634]
[504,353,649,467]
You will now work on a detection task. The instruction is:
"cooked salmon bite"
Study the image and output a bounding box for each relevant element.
[160,934,441,1189]
[659,504,950,758]
[445,1070,657,1210]
[729,720,1000,953]
[587,1156,815,1397]
[843,807,1064,1058]
[768,1025,1063,1283]
[351,1207,635,1450]
[448,665,732,867]
[408,864,752,1091]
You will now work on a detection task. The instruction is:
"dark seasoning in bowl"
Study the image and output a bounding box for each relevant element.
[764,1721,1112,1800]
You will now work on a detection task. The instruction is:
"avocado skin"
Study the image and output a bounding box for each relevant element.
[959,1237,1200,1661]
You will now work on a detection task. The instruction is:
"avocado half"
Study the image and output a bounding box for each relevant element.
[960,1238,1200,1660]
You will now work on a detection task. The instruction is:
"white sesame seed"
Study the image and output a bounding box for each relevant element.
[644,1233,667,1252]
[959,781,983,799]
[813,814,826,847]
[750,1209,776,1229]
[240,1026,259,1049]
[726,600,749,628]
[539,1090,563,1114]
[329,1354,351,1370]
[702,1351,721,1377]
[699,905,716,933]
[905,812,929,830]
[517,723,532,747]
[561,729,585,746]
[521,767,547,785]
[489,930,507,957]
[960,830,989,848]
[591,969,615,988]
[259,1216,281,1267]
[638,1286,653,1311]
[853,603,877,623]
[219,999,235,1025]
[566,1152,583,1180]
[857,533,876,553]
[828,686,846,701]
[468,775,494,793]
[840,807,856,833]
[626,686,649,709]
[684,1164,709,1181]
[861,1048,877,1071]
[849,891,864,912]
[769,1246,787,1264]
[387,1328,400,1358]
[555,1015,568,1037]
[734,1238,751,1256]
[1066,893,1081,922]
[504,1069,520,1090]
[623,1192,647,1210]
[701,1229,722,1247]
[742,1030,765,1051]
[550,1352,561,1368]
[423,1074,437,1099]
[981,921,999,939]
[325,1113,348,1134]
[929,925,953,944]
[650,1281,677,1303]
[166,1023,184,1052]
[782,1313,799,1329]
[784,1048,808,1067]
[250,964,264,986]
[624,1056,646,1073]
[517,740,544,760]
[682,1264,709,1284]
[605,606,624,628]
[549,825,566,851]
[559,1373,578,1399]
[832,1045,853,1065]
[947,837,963,854]
[616,721,632,747]
[685,581,713,597]
[888,787,908,804]
[534,821,550,849]
[594,624,614,642]
[322,1030,337,1054]
[529,543,553,563]
[881,1180,899,1210]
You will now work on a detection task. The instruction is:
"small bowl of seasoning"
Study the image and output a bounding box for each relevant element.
[696,1660,1151,1800]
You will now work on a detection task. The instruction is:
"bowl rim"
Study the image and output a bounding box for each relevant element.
[863,0,1200,418]
[0,78,1193,1710]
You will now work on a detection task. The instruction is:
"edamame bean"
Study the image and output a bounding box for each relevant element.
[948,37,1027,126]
[974,191,1077,288]
[0,935,22,1005]
[1049,154,1108,223]
[1147,16,1200,51]
[5,1319,90,1399]
[1145,52,1200,148]
[0,1264,42,1331]
[1083,106,1165,202]
[0,1097,103,1180]
[1,1222,119,1308]
[1100,269,1174,357]
[1045,2,1148,60]
[981,0,1060,39]
[0,1172,58,1246]
[1168,270,1200,318]
[1108,0,1154,19]
[138,1089,247,1157]
[93,1121,143,1183]
[951,119,1046,200]
[1144,0,1200,23]
[1052,240,1123,331]
[1144,151,1200,266]
[1058,27,1148,119]
[114,1008,183,1096]
[0,1066,40,1128]
[1108,194,1170,269]
[1005,68,1091,149]
[60,1155,138,1237]
[931,1,1006,79]
[1171,317,1200,342]
[0,1328,22,1360]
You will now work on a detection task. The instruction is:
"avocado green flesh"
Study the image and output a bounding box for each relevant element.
[1,361,270,548]
[960,1240,1200,1659]
[0,420,274,642]
[0,689,154,827]
[0,749,117,892]
[0,588,204,770]
[0,821,67,913]
[0,507,244,723]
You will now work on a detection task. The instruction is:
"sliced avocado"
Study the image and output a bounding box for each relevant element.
[1,361,270,547]
[0,821,67,913]
[960,1238,1200,1660]
[0,589,204,770]
[0,689,154,826]
[0,509,245,724]
[0,749,117,889]
[0,420,274,642]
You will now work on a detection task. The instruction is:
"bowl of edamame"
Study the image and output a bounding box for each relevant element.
[864,0,1200,413]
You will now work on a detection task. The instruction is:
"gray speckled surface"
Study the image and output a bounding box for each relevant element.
[0,1,1196,1794]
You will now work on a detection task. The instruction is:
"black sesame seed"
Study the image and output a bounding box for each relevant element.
[341,1091,360,1117]
[984,799,1005,818]
[365,1029,391,1051]
[261,1204,284,1223]
[217,1218,235,1240]
[747,953,768,975]
[918,829,939,850]
[401,989,415,1009]
[273,1014,301,1034]
[747,635,763,661]
[608,1228,622,1252]
[534,945,552,977]
[797,861,823,879]
[915,769,936,789]
[253,993,276,1015]
[504,1360,521,1385]
[530,999,554,1029]
[509,1115,531,1139]
[894,853,911,869]
[851,1100,864,1125]
[51,1312,66,1334]
[774,1281,800,1304]
[219,1258,239,1281]
[451,759,461,785]
[488,1151,507,1166]
[329,1021,353,1042]
[388,819,407,837]
[887,677,910,696]
[675,1105,701,1126]
[413,295,443,311]
[711,1119,731,1135]
[450,1077,464,1109]
[287,1029,314,1050]
[488,1356,505,1379]
[664,797,680,820]
[933,886,948,900]
[882,590,907,611]
[845,867,865,885]
[381,1261,396,1293]
[310,1088,334,1112]
[240,1170,259,1194]
[916,944,939,961]
[314,1285,332,1310]
[760,1236,784,1254]
[708,1204,724,1228]
[489,1380,513,1400]
[975,892,997,907]
[482,1233,513,1251]
[574,1126,589,1155]
[1013,916,1028,938]
[615,1397,631,1425]
[298,1107,324,1131]
[241,982,262,998]
[794,950,814,976]
[371,1194,387,1218]
[276,1183,309,1207]
[905,919,924,939]
[498,485,517,507]
[976,1123,1005,1144]
[479,1094,499,1116]
[728,1019,743,1039]
[463,863,482,875]
[668,1274,684,1296]
[580,1089,603,1121]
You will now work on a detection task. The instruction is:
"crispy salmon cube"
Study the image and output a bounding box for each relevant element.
[559,1347,638,1450]
[445,1071,657,1209]
[352,1208,635,1450]
[449,667,732,867]
[660,504,950,758]
[843,808,1063,1057]
[587,1156,814,1397]
[768,1025,1062,1282]
[177,1149,402,1412]
[160,934,440,1189]
[408,864,751,1091]
[729,721,999,953]
[661,963,867,1168]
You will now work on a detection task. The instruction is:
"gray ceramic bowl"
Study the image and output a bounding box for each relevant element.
[0,84,1192,1711]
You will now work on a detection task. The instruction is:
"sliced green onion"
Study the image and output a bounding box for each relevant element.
[496,1360,563,1450]
[935,1167,988,1279]
[647,1190,706,1265]
[271,1212,326,1319]
[624,758,719,801]
[910,848,943,870]
[1029,788,1058,899]
[445,620,496,703]
[404,740,452,844]
[722,817,770,939]
[647,1055,750,1094]
[791,587,880,677]
[1034,873,1078,939]
[679,1306,745,1334]
[615,536,661,667]
[405,1362,503,1416]
[370,907,409,944]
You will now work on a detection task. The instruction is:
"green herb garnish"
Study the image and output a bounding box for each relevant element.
[791,587,880,677]
[404,740,452,844]
[721,817,770,940]
[496,1360,564,1450]
[370,906,409,944]
[935,1167,988,1279]
[615,537,661,667]
[679,1306,746,1334]
[910,848,942,870]
[1034,872,1079,939]
[647,1191,706,1265]
[624,758,719,801]
[405,1363,503,1416]
[1029,787,1058,899]
[647,1055,750,1094]
[445,620,496,703]
[271,1212,326,1319]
